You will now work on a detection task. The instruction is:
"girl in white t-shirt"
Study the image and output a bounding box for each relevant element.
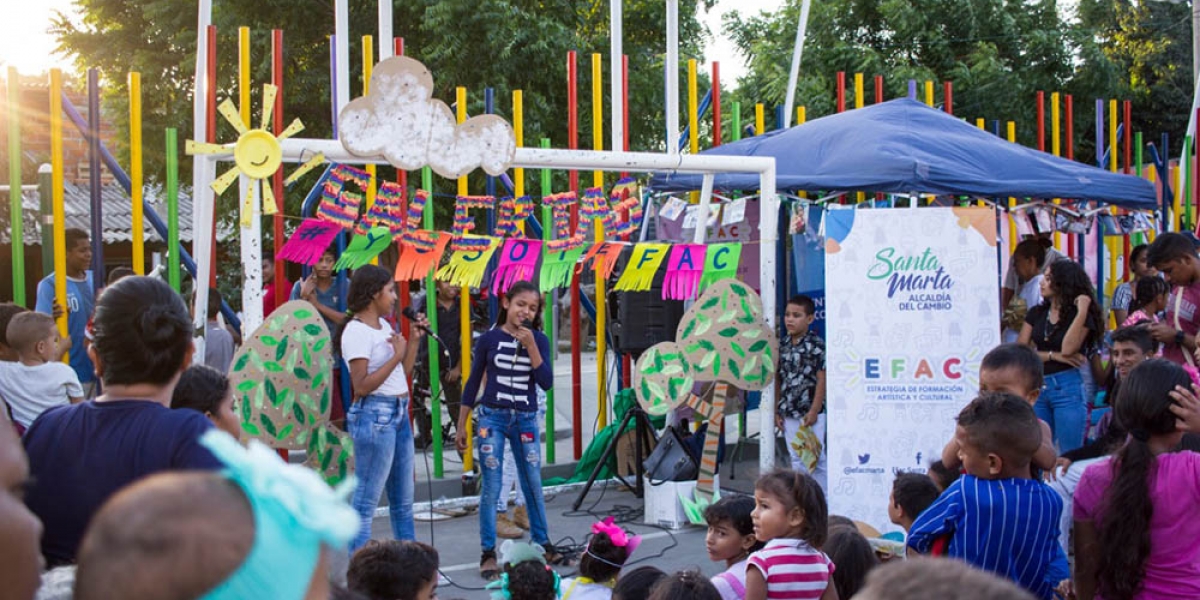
[335,265,427,551]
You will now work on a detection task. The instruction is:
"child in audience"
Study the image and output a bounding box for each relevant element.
[612,567,666,600]
[704,495,763,600]
[746,470,836,600]
[489,542,561,600]
[1122,276,1169,328]
[777,296,828,491]
[887,472,940,533]
[562,517,640,600]
[0,302,25,362]
[204,288,236,373]
[171,364,241,438]
[941,343,1056,476]
[823,526,878,600]
[74,430,358,600]
[347,540,439,600]
[1073,358,1200,600]
[854,558,1036,600]
[0,311,84,429]
[926,459,959,492]
[647,571,722,600]
[908,393,1063,600]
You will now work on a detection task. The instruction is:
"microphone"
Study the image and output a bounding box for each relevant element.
[402,306,450,357]
[521,319,533,329]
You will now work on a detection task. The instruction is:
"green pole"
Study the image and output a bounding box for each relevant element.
[732,101,742,143]
[8,67,25,305]
[165,128,180,292]
[422,166,443,478]
[1135,132,1144,245]
[540,138,556,464]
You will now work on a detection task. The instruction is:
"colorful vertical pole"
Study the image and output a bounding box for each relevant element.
[129,72,145,275]
[1007,122,1018,254]
[8,67,24,304]
[924,80,933,107]
[272,30,286,304]
[362,36,379,266]
[592,53,608,430]
[855,73,864,203]
[50,69,67,339]
[540,138,556,463]
[207,25,218,288]
[944,81,953,115]
[422,163,443,477]
[568,52,582,460]
[712,62,721,146]
[836,72,845,113]
[87,68,103,293]
[1051,92,1062,251]
[1108,99,1120,298]
[455,86,472,473]
[239,27,251,127]
[874,75,884,104]
[687,58,698,205]
[395,37,411,339]
[1096,99,1106,292]
[166,128,180,292]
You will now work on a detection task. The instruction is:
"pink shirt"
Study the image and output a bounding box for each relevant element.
[1075,452,1200,599]
[747,539,833,600]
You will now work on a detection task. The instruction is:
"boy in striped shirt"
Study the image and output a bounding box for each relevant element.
[907,392,1063,600]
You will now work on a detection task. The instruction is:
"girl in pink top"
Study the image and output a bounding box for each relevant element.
[1120,277,1169,329]
[1074,358,1200,600]
[745,470,837,600]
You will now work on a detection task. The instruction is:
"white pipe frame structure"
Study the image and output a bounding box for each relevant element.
[190,140,781,473]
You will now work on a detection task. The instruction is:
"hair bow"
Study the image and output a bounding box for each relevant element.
[591,517,642,555]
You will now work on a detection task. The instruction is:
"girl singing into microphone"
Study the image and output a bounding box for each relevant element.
[455,280,562,580]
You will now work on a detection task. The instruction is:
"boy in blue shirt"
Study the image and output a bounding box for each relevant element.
[908,392,1063,600]
[35,228,95,394]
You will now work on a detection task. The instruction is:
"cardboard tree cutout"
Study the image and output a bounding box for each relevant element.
[228,301,354,486]
[634,280,778,523]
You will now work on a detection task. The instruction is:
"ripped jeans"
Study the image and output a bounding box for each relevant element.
[475,404,550,552]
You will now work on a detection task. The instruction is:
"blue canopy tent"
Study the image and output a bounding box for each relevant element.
[649,98,1157,209]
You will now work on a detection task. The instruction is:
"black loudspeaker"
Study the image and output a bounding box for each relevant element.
[607,246,685,354]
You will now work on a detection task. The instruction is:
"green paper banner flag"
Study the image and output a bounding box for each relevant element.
[698,242,742,290]
[334,226,394,271]
[539,246,585,292]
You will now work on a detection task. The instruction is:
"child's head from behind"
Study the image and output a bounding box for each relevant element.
[171,365,240,439]
[497,281,543,329]
[703,495,761,564]
[347,540,439,600]
[855,557,1035,600]
[888,472,940,529]
[647,570,721,600]
[92,276,193,387]
[0,303,28,361]
[504,559,558,600]
[926,459,960,492]
[612,566,667,600]
[954,392,1041,479]
[207,288,224,321]
[979,344,1043,405]
[5,311,58,362]
[581,525,632,583]
[784,295,816,337]
[1113,358,1188,450]
[752,470,827,547]
[824,526,878,600]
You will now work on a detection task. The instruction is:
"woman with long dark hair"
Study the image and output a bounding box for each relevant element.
[336,265,427,550]
[1019,259,1102,453]
[1073,358,1200,600]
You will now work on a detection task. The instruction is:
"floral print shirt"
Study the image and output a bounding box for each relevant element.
[778,331,825,419]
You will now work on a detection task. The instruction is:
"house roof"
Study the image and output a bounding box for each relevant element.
[2,181,196,246]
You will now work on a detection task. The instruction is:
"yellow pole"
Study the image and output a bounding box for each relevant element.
[592,53,608,429]
[514,90,525,198]
[129,72,144,274]
[1052,92,1061,249]
[755,103,765,138]
[239,27,251,128]
[456,87,474,472]
[362,36,379,265]
[924,80,934,107]
[976,118,986,206]
[796,106,806,125]
[1108,99,1119,298]
[854,73,864,109]
[1007,121,1018,254]
[50,69,68,342]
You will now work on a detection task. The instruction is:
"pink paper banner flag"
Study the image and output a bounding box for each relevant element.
[492,239,543,294]
[663,244,707,300]
[278,219,343,266]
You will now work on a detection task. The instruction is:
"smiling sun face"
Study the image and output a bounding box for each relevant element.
[186,83,325,220]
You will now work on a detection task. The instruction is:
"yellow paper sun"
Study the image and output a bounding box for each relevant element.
[186,83,326,220]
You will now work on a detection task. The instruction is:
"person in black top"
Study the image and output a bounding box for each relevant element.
[1018,259,1102,453]
[412,280,465,449]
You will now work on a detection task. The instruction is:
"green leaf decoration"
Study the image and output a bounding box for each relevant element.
[749,340,769,353]
[731,342,746,358]
[263,361,283,373]
[320,446,334,470]
[320,388,330,414]
[313,339,327,352]
[303,345,312,367]
[681,319,697,340]
[265,380,279,406]
[701,296,720,310]
[233,353,251,372]
[241,422,261,436]
[642,362,661,375]
[294,367,311,381]
[741,329,762,339]
[259,414,278,437]
[699,353,716,370]
[241,393,252,423]
[307,411,317,425]
[312,372,325,389]
[718,310,737,324]
[694,314,712,335]
[296,430,309,446]
[270,315,286,330]
[303,324,323,336]
[727,358,742,380]
[745,356,758,374]
[294,309,314,319]
[261,335,279,346]
[662,364,685,375]
[641,379,652,402]
[718,327,739,338]
[286,349,298,372]
[291,401,305,424]
[730,284,748,298]
[236,380,256,392]
[253,386,265,410]
[684,342,704,354]
[699,340,716,352]
[297,392,319,414]
[337,456,348,482]
[275,336,290,362]
[740,297,753,317]
[276,424,294,442]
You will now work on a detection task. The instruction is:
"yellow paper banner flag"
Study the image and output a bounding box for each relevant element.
[614,243,670,292]
[436,235,501,288]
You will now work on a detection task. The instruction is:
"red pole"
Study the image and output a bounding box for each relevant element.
[568,51,582,460]
[395,37,411,339]
[712,62,721,146]
[943,81,953,115]
[874,75,883,104]
[272,30,286,308]
[836,71,845,113]
[621,53,633,390]
[207,25,218,288]
[1036,91,1045,153]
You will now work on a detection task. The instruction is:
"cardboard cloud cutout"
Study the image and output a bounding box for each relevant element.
[338,56,516,178]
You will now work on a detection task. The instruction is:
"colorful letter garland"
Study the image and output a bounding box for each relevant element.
[614,243,670,291]
[394,231,450,281]
[544,192,580,252]
[495,196,535,237]
[609,178,643,238]
[492,239,543,294]
[356,180,406,237]
[278,219,343,266]
[698,242,743,290]
[453,195,495,238]
[663,244,706,300]
[316,164,371,229]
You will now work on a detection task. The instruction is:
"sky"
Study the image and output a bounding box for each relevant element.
[0,0,787,81]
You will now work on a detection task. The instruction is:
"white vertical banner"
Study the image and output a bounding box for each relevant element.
[824,207,1000,531]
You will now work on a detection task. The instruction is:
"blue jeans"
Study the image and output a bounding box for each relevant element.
[347,394,415,551]
[1036,369,1087,454]
[476,405,550,551]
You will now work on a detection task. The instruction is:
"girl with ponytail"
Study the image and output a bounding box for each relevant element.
[337,265,428,551]
[1073,358,1200,600]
